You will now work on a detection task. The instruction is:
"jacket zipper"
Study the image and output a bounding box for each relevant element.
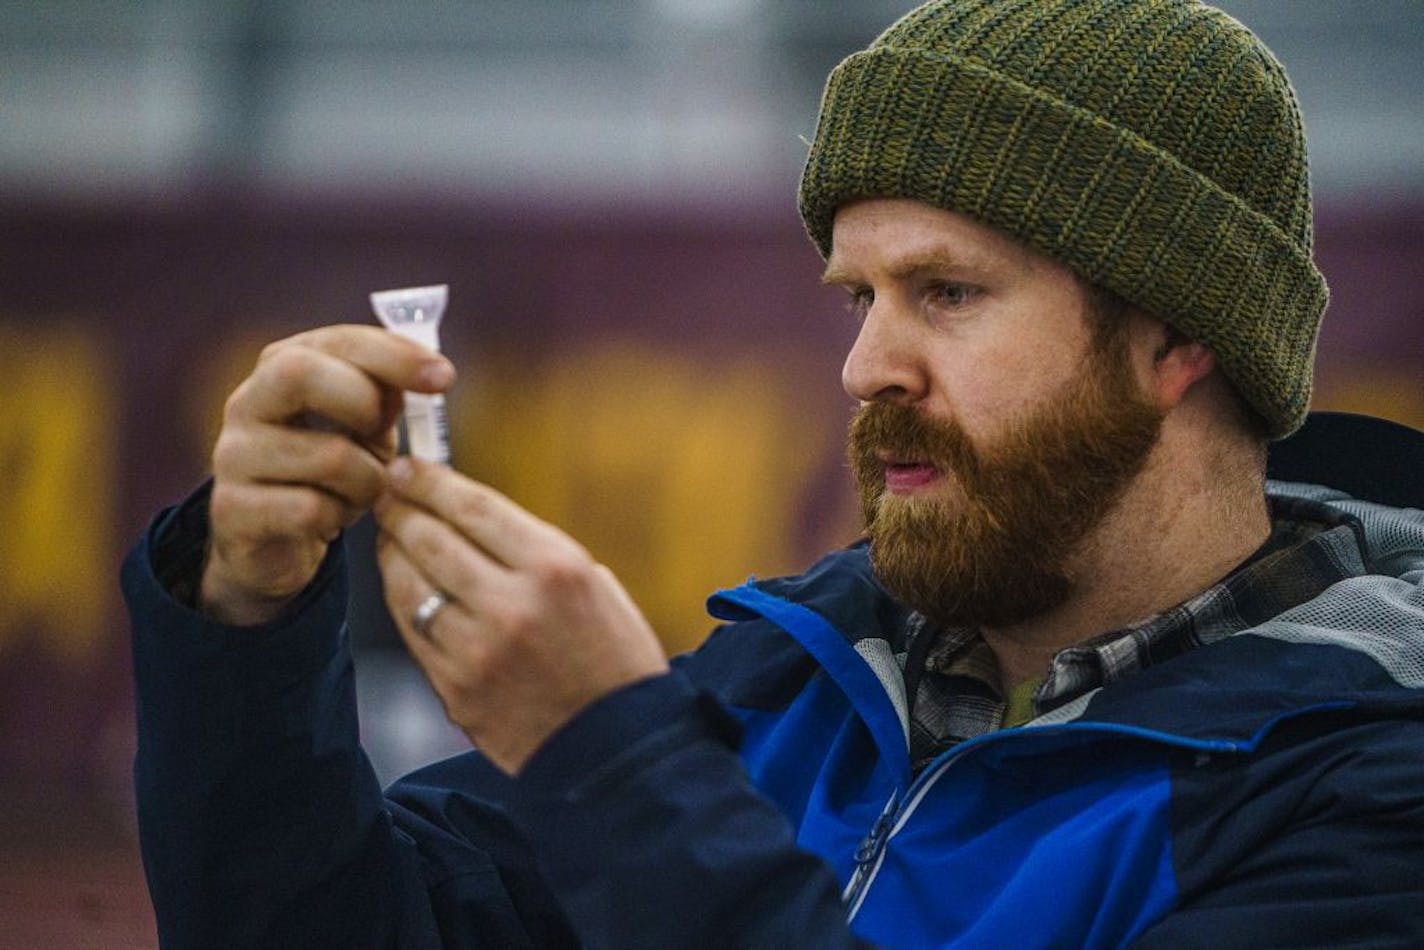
[843,791,899,916]
[841,723,1248,924]
[841,736,983,920]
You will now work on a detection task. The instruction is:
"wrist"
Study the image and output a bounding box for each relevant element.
[198,530,333,626]
[198,560,301,626]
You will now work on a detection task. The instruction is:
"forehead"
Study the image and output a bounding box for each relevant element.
[825,198,1057,279]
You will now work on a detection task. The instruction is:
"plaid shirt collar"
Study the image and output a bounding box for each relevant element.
[904,495,1370,771]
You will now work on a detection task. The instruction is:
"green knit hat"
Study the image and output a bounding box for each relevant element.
[798,0,1328,438]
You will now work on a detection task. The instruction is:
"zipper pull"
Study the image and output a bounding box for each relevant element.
[854,811,895,865]
[843,797,900,917]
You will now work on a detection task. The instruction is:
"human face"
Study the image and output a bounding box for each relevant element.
[827,199,1163,628]
[828,199,1103,450]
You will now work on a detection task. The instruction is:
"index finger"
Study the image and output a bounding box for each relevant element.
[384,457,570,569]
[283,324,455,394]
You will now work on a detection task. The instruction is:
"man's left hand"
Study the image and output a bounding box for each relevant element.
[373,457,670,775]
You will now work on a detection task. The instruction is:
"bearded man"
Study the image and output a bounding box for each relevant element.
[123,0,1424,947]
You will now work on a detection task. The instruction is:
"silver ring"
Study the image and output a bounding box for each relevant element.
[411,591,449,637]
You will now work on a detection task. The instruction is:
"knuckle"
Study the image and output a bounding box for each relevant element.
[263,346,317,396]
[533,551,591,593]
[256,339,287,364]
[259,329,326,360]
[348,466,386,510]
[309,436,354,483]
[319,326,374,361]
[451,488,493,525]
[289,488,333,532]
[484,599,534,637]
[450,646,495,696]
[207,481,243,528]
[410,525,446,564]
[221,380,251,421]
[210,430,243,475]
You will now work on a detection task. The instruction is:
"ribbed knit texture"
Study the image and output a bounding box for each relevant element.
[798,0,1328,438]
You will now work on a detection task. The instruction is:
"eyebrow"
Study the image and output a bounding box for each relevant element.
[821,253,980,287]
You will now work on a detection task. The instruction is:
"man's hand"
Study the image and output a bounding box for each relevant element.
[373,458,670,775]
[201,325,455,625]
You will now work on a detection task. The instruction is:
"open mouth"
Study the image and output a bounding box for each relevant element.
[880,455,941,493]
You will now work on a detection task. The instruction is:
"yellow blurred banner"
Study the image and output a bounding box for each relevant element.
[0,323,115,663]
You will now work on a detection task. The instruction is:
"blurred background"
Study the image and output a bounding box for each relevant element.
[1,1,1421,945]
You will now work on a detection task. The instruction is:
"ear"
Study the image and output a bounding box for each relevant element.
[1145,323,1215,409]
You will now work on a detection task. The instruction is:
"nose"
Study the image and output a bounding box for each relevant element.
[841,301,926,405]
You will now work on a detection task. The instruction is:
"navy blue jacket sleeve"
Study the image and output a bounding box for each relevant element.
[1130,714,1424,948]
[123,497,445,948]
[124,492,871,948]
[122,494,575,948]
[507,673,873,948]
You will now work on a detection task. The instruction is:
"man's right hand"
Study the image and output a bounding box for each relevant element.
[199,324,455,626]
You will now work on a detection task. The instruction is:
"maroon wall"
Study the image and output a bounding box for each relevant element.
[0,189,1420,944]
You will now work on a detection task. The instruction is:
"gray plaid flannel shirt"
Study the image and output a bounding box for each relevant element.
[904,496,1369,772]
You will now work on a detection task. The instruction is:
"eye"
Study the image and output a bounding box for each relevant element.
[845,287,874,321]
[929,282,975,307]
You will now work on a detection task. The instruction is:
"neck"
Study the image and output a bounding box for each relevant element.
[982,419,1270,692]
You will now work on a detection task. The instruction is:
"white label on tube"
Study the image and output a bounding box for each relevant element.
[370,284,451,465]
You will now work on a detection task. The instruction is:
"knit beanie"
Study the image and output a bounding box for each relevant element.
[798,0,1328,438]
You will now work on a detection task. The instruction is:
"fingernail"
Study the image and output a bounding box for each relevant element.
[388,457,413,486]
[421,359,455,389]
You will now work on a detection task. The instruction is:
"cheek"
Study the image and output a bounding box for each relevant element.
[928,337,1081,435]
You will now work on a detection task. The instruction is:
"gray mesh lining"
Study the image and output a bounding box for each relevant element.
[855,637,910,744]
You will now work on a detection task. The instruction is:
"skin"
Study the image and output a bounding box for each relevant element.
[372,460,668,774]
[827,198,1271,689]
[200,197,1269,773]
[202,325,449,625]
[201,323,667,775]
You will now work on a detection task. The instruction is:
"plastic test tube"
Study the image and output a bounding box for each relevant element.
[370,284,451,465]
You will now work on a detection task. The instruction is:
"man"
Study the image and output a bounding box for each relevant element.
[123,0,1424,946]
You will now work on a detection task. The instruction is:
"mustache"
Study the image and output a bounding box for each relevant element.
[849,401,980,484]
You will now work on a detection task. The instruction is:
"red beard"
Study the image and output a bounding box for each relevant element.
[848,335,1163,629]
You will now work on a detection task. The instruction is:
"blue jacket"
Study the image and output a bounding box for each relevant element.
[123,414,1424,948]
